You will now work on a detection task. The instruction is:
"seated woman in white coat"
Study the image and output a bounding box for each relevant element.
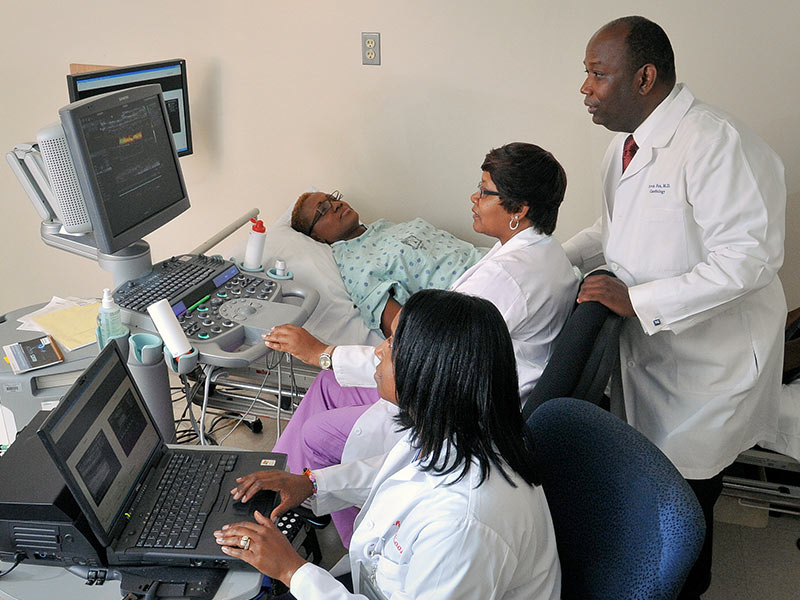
[265,142,578,545]
[215,290,562,599]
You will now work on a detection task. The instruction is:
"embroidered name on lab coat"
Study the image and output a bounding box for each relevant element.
[391,520,405,554]
[648,183,671,195]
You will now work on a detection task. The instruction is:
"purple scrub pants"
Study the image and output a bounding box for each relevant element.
[272,369,380,547]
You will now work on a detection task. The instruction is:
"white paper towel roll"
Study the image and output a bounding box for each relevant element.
[146,299,192,358]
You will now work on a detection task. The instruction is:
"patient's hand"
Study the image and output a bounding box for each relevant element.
[263,324,328,366]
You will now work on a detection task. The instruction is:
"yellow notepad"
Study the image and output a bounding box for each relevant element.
[31,302,100,351]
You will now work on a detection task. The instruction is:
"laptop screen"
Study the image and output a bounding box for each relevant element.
[38,342,161,543]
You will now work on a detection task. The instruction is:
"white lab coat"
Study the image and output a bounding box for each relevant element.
[449,227,578,397]
[332,345,403,465]
[289,434,561,599]
[332,229,578,464]
[564,83,786,479]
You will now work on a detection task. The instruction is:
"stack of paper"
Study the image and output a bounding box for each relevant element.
[17,296,100,351]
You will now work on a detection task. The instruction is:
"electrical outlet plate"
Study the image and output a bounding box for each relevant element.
[361,32,381,66]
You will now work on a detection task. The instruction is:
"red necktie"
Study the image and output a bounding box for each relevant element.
[622,134,638,172]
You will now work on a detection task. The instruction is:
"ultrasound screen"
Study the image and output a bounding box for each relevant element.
[76,430,121,505]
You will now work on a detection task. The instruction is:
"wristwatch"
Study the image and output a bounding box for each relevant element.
[319,346,334,370]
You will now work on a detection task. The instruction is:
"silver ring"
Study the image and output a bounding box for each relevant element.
[239,535,251,551]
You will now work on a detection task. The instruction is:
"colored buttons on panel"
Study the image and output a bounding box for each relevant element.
[179,276,278,341]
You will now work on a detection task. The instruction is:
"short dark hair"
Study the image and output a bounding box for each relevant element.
[608,16,676,86]
[290,192,315,234]
[481,142,566,236]
[392,289,540,487]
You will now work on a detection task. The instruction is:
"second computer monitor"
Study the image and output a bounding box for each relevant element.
[67,59,192,157]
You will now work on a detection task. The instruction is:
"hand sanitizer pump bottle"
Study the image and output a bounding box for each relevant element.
[97,288,128,350]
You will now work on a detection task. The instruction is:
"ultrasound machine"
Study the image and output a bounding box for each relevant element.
[0,67,321,597]
[3,73,318,439]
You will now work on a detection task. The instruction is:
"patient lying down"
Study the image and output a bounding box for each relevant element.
[291,190,487,336]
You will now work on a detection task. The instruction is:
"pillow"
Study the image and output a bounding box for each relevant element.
[226,194,384,348]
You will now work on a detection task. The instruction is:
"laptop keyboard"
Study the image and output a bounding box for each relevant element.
[135,452,238,550]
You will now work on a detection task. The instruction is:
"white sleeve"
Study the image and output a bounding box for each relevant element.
[290,562,368,600]
[629,129,785,336]
[332,345,379,388]
[311,452,389,515]
[562,216,605,274]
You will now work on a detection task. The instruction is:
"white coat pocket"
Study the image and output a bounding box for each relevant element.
[635,206,690,278]
[374,554,409,596]
[674,306,757,395]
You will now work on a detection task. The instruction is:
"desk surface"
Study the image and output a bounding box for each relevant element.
[0,561,262,600]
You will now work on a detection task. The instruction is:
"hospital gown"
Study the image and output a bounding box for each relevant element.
[331,218,487,330]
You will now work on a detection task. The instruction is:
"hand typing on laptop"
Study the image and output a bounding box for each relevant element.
[214,470,315,587]
[230,470,315,520]
[215,510,308,589]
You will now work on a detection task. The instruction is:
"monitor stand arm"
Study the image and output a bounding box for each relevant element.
[40,220,153,287]
[12,142,260,290]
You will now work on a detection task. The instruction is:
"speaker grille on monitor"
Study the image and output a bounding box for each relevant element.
[36,123,91,233]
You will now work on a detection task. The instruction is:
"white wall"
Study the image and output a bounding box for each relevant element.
[1,1,798,315]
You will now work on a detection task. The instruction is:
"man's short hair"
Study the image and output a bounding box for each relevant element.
[481,142,567,236]
[607,16,676,86]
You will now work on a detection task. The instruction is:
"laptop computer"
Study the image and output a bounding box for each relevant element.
[37,340,286,569]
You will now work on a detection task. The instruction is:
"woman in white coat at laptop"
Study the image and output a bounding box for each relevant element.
[216,289,561,599]
[263,143,578,545]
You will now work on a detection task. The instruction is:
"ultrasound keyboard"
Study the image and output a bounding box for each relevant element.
[114,254,319,368]
[113,254,237,317]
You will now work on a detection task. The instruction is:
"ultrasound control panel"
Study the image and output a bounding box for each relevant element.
[178,274,280,341]
[115,255,319,368]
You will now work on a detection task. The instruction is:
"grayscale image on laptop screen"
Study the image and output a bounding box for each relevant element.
[40,344,160,536]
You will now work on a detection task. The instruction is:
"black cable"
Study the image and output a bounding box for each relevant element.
[207,414,239,435]
[0,552,26,577]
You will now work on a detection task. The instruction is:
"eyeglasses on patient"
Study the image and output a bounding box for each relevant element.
[308,190,343,236]
[476,182,502,200]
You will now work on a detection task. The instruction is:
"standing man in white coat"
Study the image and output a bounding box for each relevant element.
[565,16,786,599]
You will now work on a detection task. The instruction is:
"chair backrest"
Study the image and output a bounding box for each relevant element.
[528,398,705,600]
[522,270,623,422]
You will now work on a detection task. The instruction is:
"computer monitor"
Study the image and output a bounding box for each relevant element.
[67,59,192,157]
[58,84,190,255]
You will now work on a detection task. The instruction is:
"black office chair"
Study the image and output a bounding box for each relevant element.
[522,269,623,422]
[528,398,706,600]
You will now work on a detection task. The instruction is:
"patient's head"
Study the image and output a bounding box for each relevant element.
[291,191,364,244]
[481,142,567,236]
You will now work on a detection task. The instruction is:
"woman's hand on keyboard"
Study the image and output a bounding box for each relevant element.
[215,510,306,586]
[231,470,315,521]
[263,324,328,366]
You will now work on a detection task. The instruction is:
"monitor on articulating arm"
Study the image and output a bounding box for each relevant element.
[58,84,190,254]
[6,84,190,284]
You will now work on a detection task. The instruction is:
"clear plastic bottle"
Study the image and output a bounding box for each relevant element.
[97,288,127,348]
